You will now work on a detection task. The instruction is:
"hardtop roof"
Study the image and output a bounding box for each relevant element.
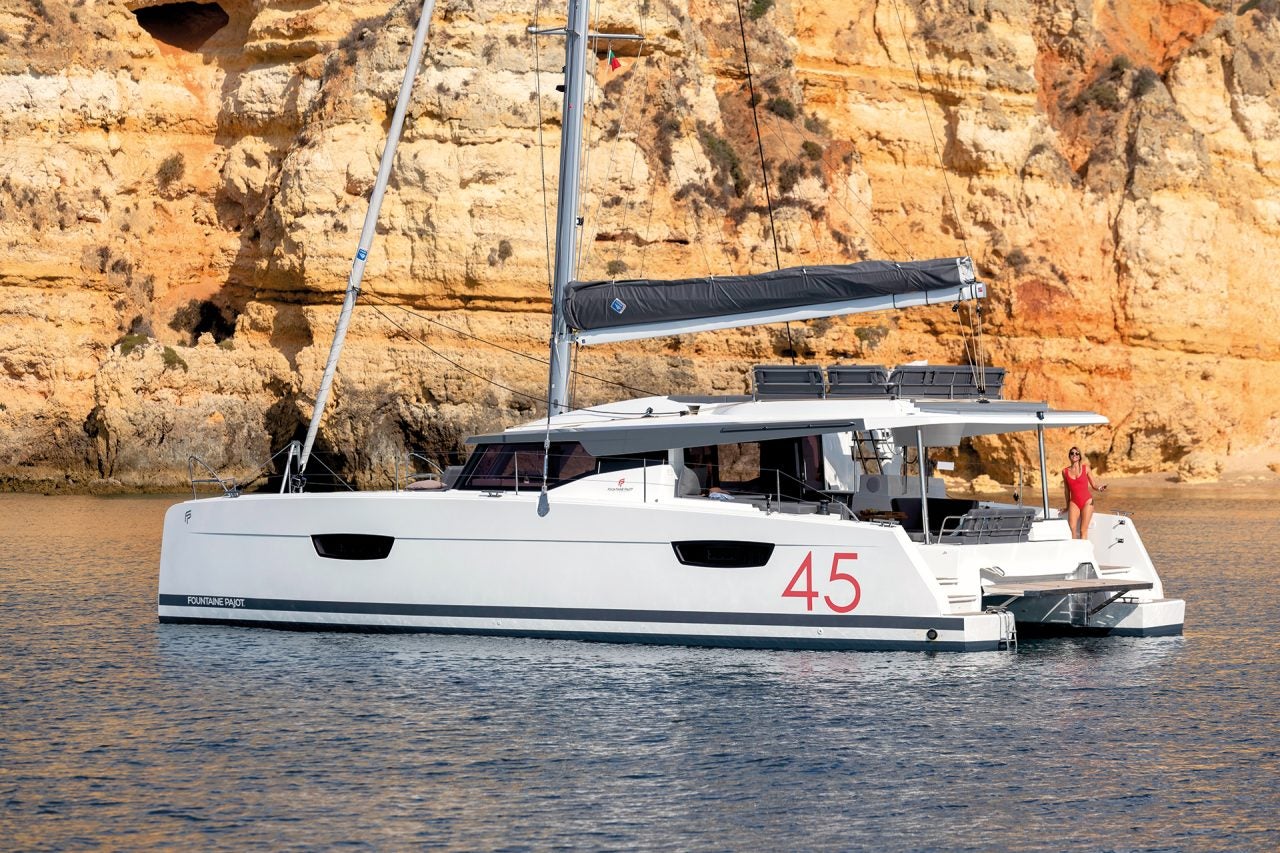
[466,395,1107,456]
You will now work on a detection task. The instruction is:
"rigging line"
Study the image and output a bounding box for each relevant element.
[596,45,653,274]
[568,341,581,409]
[668,128,727,276]
[632,24,659,279]
[610,102,645,271]
[574,0,607,279]
[949,295,983,387]
[963,307,985,390]
[897,28,987,384]
[218,444,298,495]
[592,44,657,279]
[918,27,985,275]
[638,183,657,279]
[967,299,986,378]
[304,451,356,491]
[680,130,739,276]
[365,301,548,404]
[755,117,913,261]
[733,0,781,272]
[887,0,985,381]
[544,0,592,514]
[733,0,795,364]
[360,289,664,398]
[887,0,970,262]
[366,298,673,418]
[578,41,636,278]
[532,0,554,294]
[362,290,543,361]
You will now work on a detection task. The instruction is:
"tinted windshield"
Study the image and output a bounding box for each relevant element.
[456,443,665,490]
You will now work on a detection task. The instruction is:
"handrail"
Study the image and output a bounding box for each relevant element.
[710,466,856,518]
[394,451,447,491]
[187,455,239,500]
[408,452,445,476]
[937,506,1037,543]
[185,444,355,499]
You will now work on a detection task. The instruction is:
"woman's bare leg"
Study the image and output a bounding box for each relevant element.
[1067,502,1082,539]
[1080,500,1094,541]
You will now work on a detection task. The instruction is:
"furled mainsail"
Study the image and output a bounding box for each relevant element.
[564,257,983,344]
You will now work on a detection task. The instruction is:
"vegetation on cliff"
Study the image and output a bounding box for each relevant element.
[1,0,1278,491]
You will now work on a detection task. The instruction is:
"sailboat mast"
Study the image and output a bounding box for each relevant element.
[545,0,591,416]
[297,0,438,477]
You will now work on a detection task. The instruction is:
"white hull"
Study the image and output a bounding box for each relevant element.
[158,492,1181,651]
[998,509,1185,637]
[154,0,1184,656]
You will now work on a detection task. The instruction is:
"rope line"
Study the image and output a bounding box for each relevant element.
[888,0,986,383]
[888,0,971,262]
[680,130,740,275]
[668,129,728,276]
[581,37,652,279]
[734,0,794,362]
[531,0,555,294]
[364,301,675,417]
[756,116,914,261]
[574,0,604,279]
[361,289,663,398]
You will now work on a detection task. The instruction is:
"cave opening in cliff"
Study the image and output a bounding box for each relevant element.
[169,298,238,344]
[133,2,229,52]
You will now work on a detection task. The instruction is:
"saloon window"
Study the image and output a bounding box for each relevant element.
[456,443,665,491]
[685,437,824,498]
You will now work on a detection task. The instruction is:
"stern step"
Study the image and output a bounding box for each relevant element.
[983,578,1153,597]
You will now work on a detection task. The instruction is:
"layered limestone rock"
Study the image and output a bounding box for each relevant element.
[1,0,1278,491]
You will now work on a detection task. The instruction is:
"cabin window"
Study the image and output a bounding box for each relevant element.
[672,540,775,568]
[596,450,668,473]
[455,443,664,491]
[686,437,824,498]
[312,534,395,561]
[719,442,762,486]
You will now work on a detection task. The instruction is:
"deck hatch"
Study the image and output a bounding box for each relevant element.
[672,540,774,568]
[312,534,395,561]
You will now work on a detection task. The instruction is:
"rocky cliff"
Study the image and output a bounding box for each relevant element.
[2,0,1278,491]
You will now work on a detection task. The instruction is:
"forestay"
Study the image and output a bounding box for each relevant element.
[565,257,983,344]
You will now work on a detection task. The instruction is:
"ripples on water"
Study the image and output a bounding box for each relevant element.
[1,491,1277,850]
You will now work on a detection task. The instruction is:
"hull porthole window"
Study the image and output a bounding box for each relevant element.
[672,541,774,569]
[312,534,395,561]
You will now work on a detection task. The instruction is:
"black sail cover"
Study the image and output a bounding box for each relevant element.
[564,257,976,334]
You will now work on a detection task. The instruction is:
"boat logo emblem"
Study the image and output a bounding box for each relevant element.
[356,248,368,261]
[184,510,192,524]
[607,477,634,492]
[610,297,627,314]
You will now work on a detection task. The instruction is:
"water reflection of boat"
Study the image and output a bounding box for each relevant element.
[157,0,1183,651]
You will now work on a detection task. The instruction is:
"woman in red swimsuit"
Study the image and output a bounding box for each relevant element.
[1062,447,1107,539]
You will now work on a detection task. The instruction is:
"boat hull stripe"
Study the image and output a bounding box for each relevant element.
[157,594,964,630]
[157,616,994,651]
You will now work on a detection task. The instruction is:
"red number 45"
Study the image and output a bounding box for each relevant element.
[782,552,861,613]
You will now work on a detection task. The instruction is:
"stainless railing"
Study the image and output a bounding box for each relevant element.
[393,451,447,491]
[187,455,239,500]
[186,443,354,498]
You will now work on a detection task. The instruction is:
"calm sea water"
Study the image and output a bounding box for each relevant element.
[2,490,1278,850]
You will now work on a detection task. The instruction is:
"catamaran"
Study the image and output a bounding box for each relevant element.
[157,0,1184,650]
